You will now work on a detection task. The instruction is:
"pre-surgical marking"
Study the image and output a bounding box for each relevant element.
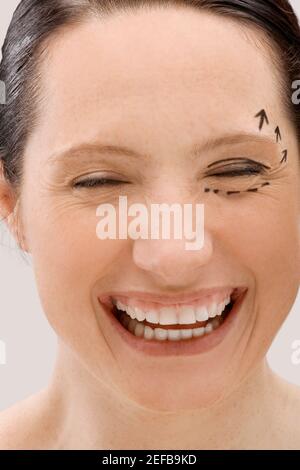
[255,109,269,131]
[204,181,271,196]
[275,126,282,142]
[280,149,288,164]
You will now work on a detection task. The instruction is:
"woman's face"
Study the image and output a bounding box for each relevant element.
[12,7,300,410]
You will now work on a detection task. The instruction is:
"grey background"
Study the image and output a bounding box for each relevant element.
[0,0,300,411]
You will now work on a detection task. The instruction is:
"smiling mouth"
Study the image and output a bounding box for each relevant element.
[107,289,241,342]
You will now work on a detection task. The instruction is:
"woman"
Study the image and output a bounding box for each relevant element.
[0,0,300,450]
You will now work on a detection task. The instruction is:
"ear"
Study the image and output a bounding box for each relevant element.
[298,216,300,284]
[0,161,29,253]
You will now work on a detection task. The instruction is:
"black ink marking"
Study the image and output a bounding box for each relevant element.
[275,126,282,143]
[280,149,288,164]
[204,181,271,196]
[255,109,269,131]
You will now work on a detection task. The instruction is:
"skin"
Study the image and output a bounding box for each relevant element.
[0,6,300,449]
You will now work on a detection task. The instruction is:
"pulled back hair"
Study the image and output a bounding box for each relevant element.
[0,0,300,192]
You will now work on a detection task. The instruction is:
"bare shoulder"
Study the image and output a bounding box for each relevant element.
[0,389,59,450]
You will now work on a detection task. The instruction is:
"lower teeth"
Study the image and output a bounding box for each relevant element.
[116,309,226,341]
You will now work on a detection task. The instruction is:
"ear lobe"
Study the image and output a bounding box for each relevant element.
[0,163,14,223]
[0,163,29,253]
[298,219,300,284]
[6,200,29,253]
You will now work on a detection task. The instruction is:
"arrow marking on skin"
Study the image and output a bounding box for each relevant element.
[275,126,282,143]
[255,109,269,131]
[280,149,288,164]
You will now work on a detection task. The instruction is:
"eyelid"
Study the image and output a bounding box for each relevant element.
[70,169,130,189]
[206,167,265,177]
[206,157,271,170]
[72,170,125,181]
[204,159,270,177]
[72,177,129,189]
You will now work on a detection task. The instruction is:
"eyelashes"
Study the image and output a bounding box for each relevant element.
[202,158,272,196]
[71,158,269,191]
[72,178,129,189]
[206,166,263,178]
[204,158,270,178]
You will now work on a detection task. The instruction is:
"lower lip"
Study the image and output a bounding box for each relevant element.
[98,290,247,357]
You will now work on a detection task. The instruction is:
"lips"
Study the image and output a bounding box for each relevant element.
[98,287,245,341]
[97,287,248,356]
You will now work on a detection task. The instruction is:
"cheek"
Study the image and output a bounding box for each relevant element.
[22,196,135,383]
[25,200,127,331]
[222,194,300,327]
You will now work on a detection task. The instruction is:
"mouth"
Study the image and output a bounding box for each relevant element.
[98,287,247,354]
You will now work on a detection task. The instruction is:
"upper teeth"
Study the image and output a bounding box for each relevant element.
[114,297,231,325]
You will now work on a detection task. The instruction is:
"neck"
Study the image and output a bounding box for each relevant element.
[46,342,282,450]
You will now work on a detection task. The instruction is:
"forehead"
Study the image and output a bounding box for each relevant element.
[28,6,285,158]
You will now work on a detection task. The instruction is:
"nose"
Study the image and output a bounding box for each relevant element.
[132,228,214,287]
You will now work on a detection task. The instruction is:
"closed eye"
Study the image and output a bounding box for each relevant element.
[205,159,270,178]
[73,178,130,189]
[208,166,265,178]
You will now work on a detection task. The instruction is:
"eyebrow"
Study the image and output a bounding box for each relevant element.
[189,132,277,160]
[47,132,277,164]
[47,142,151,164]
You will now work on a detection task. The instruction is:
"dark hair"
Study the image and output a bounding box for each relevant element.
[0,0,300,192]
